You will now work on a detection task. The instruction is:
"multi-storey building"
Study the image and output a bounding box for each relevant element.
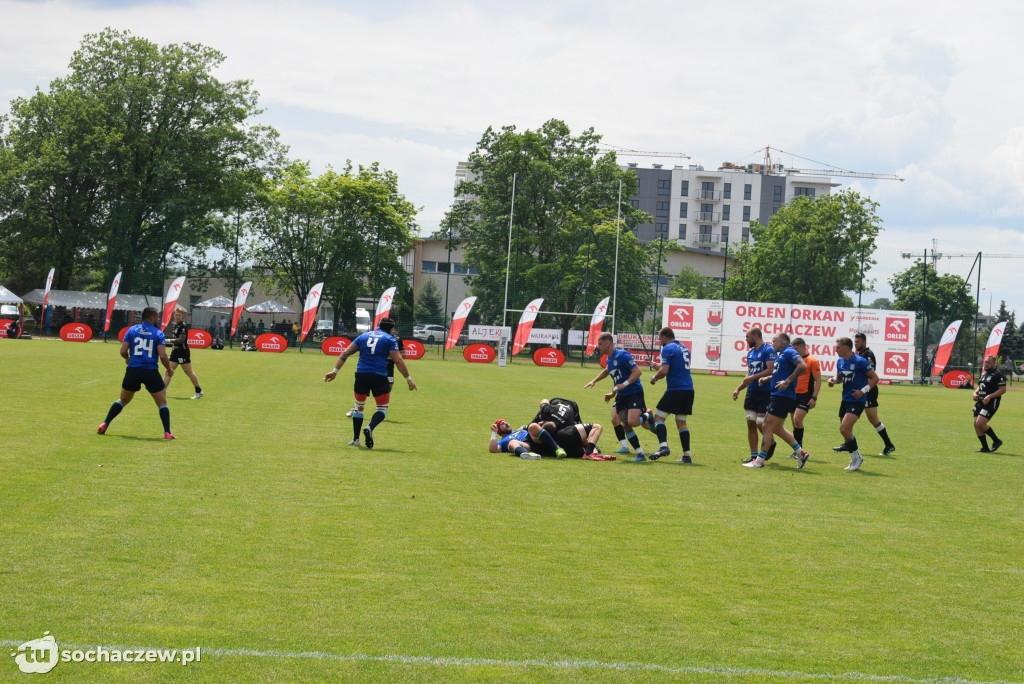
[628,162,838,250]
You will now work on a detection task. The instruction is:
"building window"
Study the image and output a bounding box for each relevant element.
[422,261,437,273]
[721,226,729,243]
[744,183,752,200]
[655,222,669,237]
[699,225,713,243]
[679,224,686,240]
[657,179,671,195]
[742,225,750,242]
[743,205,751,222]
[656,201,669,217]
[630,199,640,209]
[773,185,783,202]
[189,295,200,307]
[651,274,671,287]
[453,263,477,275]
[680,180,689,196]
[701,181,715,199]
[679,202,687,218]
[723,183,732,199]
[722,204,730,221]
[794,186,816,198]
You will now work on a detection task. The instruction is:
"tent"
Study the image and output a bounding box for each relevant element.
[194,295,233,309]
[20,289,161,310]
[0,285,23,304]
[247,300,297,315]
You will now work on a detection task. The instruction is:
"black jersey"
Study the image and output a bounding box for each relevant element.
[859,347,877,368]
[533,397,581,430]
[170,321,188,349]
[977,369,1006,400]
[386,336,405,376]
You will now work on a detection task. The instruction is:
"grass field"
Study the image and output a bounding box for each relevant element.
[2,338,1022,683]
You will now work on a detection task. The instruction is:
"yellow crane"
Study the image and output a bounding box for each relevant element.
[730,145,905,181]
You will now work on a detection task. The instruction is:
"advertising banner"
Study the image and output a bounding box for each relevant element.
[662,298,917,380]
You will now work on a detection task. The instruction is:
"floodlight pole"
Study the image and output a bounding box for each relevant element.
[611,179,622,335]
[502,172,516,328]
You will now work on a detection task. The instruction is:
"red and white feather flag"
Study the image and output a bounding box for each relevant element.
[374,286,397,329]
[931,319,962,377]
[445,296,477,350]
[103,271,122,333]
[511,298,544,355]
[300,282,324,343]
[586,296,611,355]
[230,281,253,337]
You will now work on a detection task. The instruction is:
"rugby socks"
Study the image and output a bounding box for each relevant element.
[793,427,804,446]
[846,436,858,452]
[352,412,364,441]
[875,422,894,449]
[158,405,170,433]
[767,440,777,458]
[513,445,530,458]
[614,424,628,449]
[194,384,202,393]
[103,400,124,425]
[369,408,388,431]
[977,434,989,449]
[535,428,559,452]
[985,427,999,442]
[654,421,668,446]
[626,430,641,450]
[584,442,596,455]
[679,427,690,452]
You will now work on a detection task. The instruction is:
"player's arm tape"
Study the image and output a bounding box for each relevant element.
[491,430,498,440]
[861,385,871,393]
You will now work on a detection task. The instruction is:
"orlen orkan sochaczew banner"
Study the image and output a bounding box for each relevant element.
[661,298,917,381]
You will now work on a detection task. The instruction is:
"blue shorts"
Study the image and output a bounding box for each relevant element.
[744,392,770,414]
[839,402,865,419]
[614,391,646,414]
[767,396,797,418]
[122,367,165,394]
[656,390,694,416]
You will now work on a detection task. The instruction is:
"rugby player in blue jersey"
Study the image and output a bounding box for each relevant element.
[488,419,541,459]
[732,327,776,464]
[97,307,176,439]
[585,332,649,461]
[828,336,879,471]
[324,318,416,449]
[743,332,809,469]
[648,327,694,463]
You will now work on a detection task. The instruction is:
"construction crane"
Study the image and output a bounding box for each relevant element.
[728,145,905,181]
[598,144,690,160]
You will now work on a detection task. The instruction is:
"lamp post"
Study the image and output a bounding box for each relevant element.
[981,287,992,317]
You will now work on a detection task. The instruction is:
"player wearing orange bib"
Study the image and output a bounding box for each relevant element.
[788,338,821,449]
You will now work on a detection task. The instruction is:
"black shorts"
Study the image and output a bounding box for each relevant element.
[865,386,879,408]
[353,372,391,398]
[794,391,815,413]
[839,402,865,419]
[973,399,999,419]
[169,347,191,365]
[744,393,770,414]
[554,424,595,459]
[614,391,646,414]
[656,389,694,416]
[767,396,797,418]
[122,367,166,394]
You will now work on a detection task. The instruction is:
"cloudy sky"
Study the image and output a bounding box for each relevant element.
[3,0,1023,317]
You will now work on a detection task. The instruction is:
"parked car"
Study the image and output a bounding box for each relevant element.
[413,324,447,343]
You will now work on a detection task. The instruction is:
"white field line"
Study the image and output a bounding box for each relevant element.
[974,569,1024,574]
[2,640,1020,683]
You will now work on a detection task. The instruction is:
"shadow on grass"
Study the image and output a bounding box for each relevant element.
[102,434,171,442]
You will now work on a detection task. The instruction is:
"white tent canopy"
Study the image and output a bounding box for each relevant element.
[194,295,233,309]
[20,289,161,310]
[246,300,297,314]
[0,285,23,304]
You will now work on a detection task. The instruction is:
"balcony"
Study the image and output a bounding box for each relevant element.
[697,211,721,222]
[694,189,722,201]
[680,234,720,248]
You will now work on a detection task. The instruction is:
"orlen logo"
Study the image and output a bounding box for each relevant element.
[464,343,495,363]
[884,352,909,376]
[403,340,425,359]
[321,336,351,356]
[533,347,565,367]
[60,323,93,342]
[187,329,212,348]
[255,333,287,353]
[668,305,694,331]
[942,370,974,389]
[884,317,910,342]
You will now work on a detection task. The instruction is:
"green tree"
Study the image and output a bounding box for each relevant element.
[248,160,417,333]
[724,190,882,306]
[990,301,1024,363]
[868,297,893,310]
[448,119,653,329]
[670,266,724,299]
[0,28,284,294]
[414,280,444,324]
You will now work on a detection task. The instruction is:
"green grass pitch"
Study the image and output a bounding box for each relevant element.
[2,339,1022,682]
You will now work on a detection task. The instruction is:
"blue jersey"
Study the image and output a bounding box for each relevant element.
[837,354,873,403]
[497,429,530,453]
[659,340,693,391]
[746,342,776,396]
[353,330,399,375]
[123,322,166,369]
[607,348,643,397]
[770,345,803,399]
